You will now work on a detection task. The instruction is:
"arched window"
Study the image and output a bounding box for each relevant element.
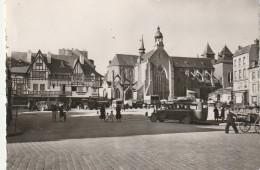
[115,89,120,99]
[129,69,133,82]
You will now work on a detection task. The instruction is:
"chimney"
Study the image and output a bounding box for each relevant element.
[254,39,259,45]
[27,50,32,63]
[109,60,112,65]
[47,52,51,63]
[80,55,84,64]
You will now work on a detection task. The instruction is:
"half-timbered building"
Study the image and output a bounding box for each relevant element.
[9,49,103,107]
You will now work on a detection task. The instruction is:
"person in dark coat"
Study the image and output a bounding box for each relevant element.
[225,109,238,134]
[59,105,66,122]
[221,106,225,122]
[99,105,106,121]
[213,107,219,122]
[116,106,122,122]
[52,104,57,121]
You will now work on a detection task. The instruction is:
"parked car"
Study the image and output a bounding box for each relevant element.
[132,100,144,109]
[150,100,208,124]
[112,99,123,108]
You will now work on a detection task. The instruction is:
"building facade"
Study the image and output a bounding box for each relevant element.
[102,27,220,102]
[248,61,260,106]
[232,40,259,105]
[9,49,103,107]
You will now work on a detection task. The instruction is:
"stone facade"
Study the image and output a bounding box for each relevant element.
[103,27,219,102]
[232,40,259,105]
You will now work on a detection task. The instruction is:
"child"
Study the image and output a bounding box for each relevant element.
[109,111,114,122]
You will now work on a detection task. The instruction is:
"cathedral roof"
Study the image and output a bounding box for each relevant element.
[170,56,214,69]
[141,50,156,62]
[109,54,138,66]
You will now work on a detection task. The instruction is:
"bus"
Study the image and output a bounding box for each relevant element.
[150,100,208,124]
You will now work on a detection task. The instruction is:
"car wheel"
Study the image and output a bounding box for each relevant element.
[150,114,157,122]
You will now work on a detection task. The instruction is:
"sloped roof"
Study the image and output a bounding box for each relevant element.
[141,50,155,62]
[81,63,103,77]
[233,44,258,58]
[201,43,215,56]
[170,56,214,69]
[109,54,138,66]
[219,45,233,57]
[10,51,102,76]
[215,56,233,64]
[10,66,30,73]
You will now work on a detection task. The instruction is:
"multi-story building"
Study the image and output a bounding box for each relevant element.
[9,49,103,107]
[102,27,220,102]
[248,60,260,106]
[233,40,259,105]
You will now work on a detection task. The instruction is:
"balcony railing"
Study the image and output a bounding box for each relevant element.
[12,90,72,96]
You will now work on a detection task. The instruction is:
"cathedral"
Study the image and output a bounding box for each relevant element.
[103,27,220,102]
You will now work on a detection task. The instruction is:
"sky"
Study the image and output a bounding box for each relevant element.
[5,0,259,75]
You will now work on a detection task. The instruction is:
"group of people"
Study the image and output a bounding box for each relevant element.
[213,106,226,123]
[51,104,68,122]
[99,105,122,122]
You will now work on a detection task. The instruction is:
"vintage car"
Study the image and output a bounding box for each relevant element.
[150,100,208,124]
[112,99,123,108]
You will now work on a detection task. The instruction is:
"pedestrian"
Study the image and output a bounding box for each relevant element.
[116,105,122,122]
[52,104,57,121]
[221,106,225,122]
[105,112,109,122]
[59,105,66,122]
[109,111,114,122]
[99,105,106,121]
[225,109,238,134]
[213,107,219,122]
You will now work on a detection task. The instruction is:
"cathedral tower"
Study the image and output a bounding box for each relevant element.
[154,26,164,50]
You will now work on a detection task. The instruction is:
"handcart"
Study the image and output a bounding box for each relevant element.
[236,113,259,133]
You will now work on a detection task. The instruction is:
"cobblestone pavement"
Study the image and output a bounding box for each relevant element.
[7,131,260,170]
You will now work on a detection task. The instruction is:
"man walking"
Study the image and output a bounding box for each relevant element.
[225,109,238,134]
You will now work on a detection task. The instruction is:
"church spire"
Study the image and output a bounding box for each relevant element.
[154,26,164,49]
[139,35,145,56]
[201,42,215,60]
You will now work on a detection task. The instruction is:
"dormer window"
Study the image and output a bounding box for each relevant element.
[184,61,189,65]
[60,61,65,68]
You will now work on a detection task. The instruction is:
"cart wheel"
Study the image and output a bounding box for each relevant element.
[150,114,157,122]
[254,121,259,134]
[239,122,251,133]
